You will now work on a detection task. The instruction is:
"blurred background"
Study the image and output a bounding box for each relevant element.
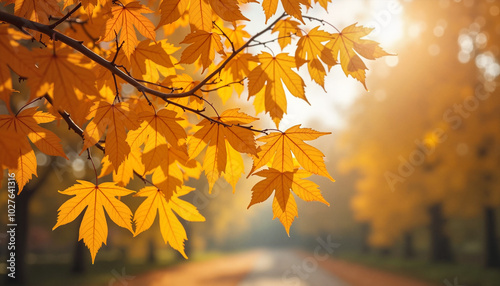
[1,0,500,285]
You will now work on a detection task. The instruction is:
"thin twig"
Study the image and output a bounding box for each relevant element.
[49,3,82,29]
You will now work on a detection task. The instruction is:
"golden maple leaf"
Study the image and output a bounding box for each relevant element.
[180,30,225,72]
[188,108,259,191]
[248,168,329,234]
[326,23,392,89]
[82,101,140,169]
[100,1,156,59]
[249,125,334,181]
[134,185,205,258]
[126,108,187,172]
[53,180,135,263]
[295,26,338,88]
[248,52,307,126]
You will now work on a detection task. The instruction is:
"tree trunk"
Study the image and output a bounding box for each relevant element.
[379,247,391,257]
[403,231,415,259]
[484,206,500,267]
[147,238,156,263]
[428,204,453,262]
[360,223,371,253]
[71,239,86,274]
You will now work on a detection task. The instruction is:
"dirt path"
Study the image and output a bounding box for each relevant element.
[121,249,438,286]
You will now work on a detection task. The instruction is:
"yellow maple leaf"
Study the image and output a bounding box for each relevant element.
[261,0,310,23]
[134,185,205,258]
[188,109,259,191]
[53,180,135,263]
[188,0,212,32]
[99,145,145,187]
[325,23,392,89]
[100,1,156,59]
[82,101,140,169]
[271,17,303,49]
[180,30,225,72]
[295,26,337,88]
[127,108,187,172]
[248,168,329,235]
[248,52,307,126]
[127,40,178,83]
[249,125,334,181]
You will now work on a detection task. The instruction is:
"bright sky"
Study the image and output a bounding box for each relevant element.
[241,0,405,130]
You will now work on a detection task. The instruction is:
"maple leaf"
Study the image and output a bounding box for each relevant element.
[99,145,145,187]
[127,108,187,172]
[0,107,67,191]
[0,107,67,158]
[188,109,259,191]
[134,185,205,258]
[53,181,135,263]
[248,52,307,126]
[9,148,37,193]
[158,0,190,28]
[0,26,39,107]
[262,0,309,23]
[325,23,391,89]
[189,0,212,32]
[151,145,199,199]
[295,26,337,88]
[82,101,139,169]
[27,46,99,122]
[180,30,225,72]
[14,0,61,24]
[248,168,329,235]
[0,130,30,170]
[127,40,178,83]
[100,1,156,59]
[249,125,334,181]
[271,17,303,49]
[208,0,248,22]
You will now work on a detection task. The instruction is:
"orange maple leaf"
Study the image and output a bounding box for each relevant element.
[127,108,187,172]
[248,168,329,234]
[134,186,205,258]
[249,125,334,181]
[208,0,248,22]
[326,23,392,89]
[180,30,225,72]
[14,0,61,24]
[158,0,190,28]
[0,108,67,191]
[188,109,259,191]
[27,46,99,122]
[82,101,140,169]
[53,180,135,263]
[100,1,156,59]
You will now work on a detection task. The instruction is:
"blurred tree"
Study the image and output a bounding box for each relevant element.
[339,0,500,265]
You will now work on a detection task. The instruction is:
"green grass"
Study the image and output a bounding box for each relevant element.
[336,252,500,286]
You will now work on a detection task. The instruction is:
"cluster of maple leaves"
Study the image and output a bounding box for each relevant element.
[0,0,389,262]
